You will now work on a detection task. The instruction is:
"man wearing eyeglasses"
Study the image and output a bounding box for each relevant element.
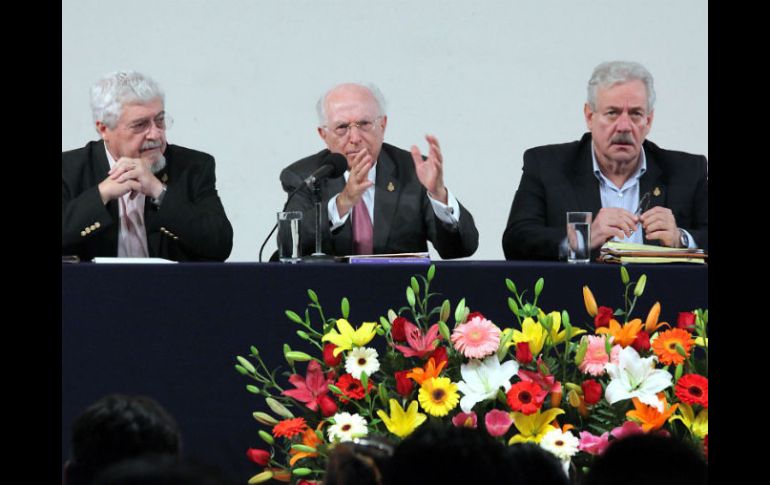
[62,71,233,261]
[502,61,708,260]
[280,82,479,258]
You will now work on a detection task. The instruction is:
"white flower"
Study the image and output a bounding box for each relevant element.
[604,346,672,411]
[456,355,518,413]
[345,347,380,379]
[540,428,580,461]
[327,412,368,442]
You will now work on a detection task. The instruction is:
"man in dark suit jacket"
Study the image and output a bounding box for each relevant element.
[62,71,232,262]
[280,83,478,259]
[502,61,708,261]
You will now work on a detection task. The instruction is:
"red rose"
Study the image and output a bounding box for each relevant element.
[594,306,614,329]
[677,312,696,331]
[391,317,409,342]
[631,330,651,352]
[323,343,342,367]
[466,311,486,321]
[246,448,270,466]
[581,379,603,405]
[395,370,414,397]
[318,393,338,417]
[429,346,448,367]
[515,342,533,364]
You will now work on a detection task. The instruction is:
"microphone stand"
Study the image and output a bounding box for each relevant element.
[302,181,336,263]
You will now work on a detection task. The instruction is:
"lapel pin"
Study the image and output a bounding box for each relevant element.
[387,182,395,192]
[653,186,661,197]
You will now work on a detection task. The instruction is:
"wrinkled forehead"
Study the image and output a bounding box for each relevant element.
[324,91,380,124]
[595,80,648,110]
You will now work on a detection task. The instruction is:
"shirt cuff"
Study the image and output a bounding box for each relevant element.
[428,188,460,226]
[328,194,350,231]
[682,229,697,249]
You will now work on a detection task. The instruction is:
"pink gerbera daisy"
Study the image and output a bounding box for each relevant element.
[579,335,610,376]
[451,316,501,359]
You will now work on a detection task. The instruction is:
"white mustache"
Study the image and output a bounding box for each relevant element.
[141,141,162,151]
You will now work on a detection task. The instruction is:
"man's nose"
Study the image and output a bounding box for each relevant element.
[348,126,363,143]
[615,111,633,131]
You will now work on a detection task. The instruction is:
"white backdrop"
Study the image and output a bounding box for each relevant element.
[62,0,707,261]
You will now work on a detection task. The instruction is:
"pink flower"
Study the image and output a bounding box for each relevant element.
[452,411,478,428]
[484,409,513,437]
[450,316,501,359]
[579,335,610,376]
[578,431,610,455]
[393,321,441,358]
[610,421,645,440]
[282,360,336,416]
[518,361,562,396]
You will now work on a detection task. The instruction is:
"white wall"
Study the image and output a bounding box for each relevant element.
[62,0,707,261]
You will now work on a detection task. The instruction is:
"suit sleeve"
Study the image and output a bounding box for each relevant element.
[425,196,479,259]
[502,151,564,260]
[150,156,233,261]
[686,156,708,251]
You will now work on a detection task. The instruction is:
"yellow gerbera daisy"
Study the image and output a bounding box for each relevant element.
[418,377,459,417]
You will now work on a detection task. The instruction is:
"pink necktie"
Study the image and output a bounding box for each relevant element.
[352,199,373,255]
[119,195,149,257]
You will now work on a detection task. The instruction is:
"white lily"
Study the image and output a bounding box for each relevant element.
[456,355,518,413]
[604,346,672,411]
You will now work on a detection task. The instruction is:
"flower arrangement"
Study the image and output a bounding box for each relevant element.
[235,265,708,484]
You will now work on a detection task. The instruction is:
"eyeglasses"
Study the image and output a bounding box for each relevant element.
[325,117,380,137]
[635,191,651,216]
[125,113,173,134]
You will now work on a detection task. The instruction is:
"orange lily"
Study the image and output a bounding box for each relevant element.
[644,302,670,333]
[407,357,446,385]
[626,393,678,432]
[596,318,643,347]
[288,427,323,466]
[583,286,598,317]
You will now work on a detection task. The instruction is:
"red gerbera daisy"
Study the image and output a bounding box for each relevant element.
[506,381,547,415]
[335,373,373,403]
[272,417,308,438]
[675,374,708,407]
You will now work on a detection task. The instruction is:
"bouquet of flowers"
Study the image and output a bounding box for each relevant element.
[235,265,708,484]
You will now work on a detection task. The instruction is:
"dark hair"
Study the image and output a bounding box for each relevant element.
[66,394,181,484]
[583,434,707,485]
[504,442,569,485]
[325,436,395,485]
[386,423,510,485]
[92,455,234,485]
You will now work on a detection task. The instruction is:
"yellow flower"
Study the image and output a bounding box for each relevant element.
[596,318,643,348]
[376,399,427,438]
[583,286,598,317]
[512,318,548,356]
[418,377,459,417]
[321,319,377,356]
[669,403,708,439]
[508,407,565,445]
[537,310,586,345]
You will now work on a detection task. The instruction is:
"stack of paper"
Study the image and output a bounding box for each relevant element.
[344,252,431,264]
[599,241,706,264]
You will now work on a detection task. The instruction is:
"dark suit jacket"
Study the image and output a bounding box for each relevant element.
[502,133,708,260]
[62,140,233,261]
[280,143,479,258]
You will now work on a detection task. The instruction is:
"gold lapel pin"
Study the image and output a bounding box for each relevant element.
[653,186,661,197]
[387,182,395,192]
[161,173,168,183]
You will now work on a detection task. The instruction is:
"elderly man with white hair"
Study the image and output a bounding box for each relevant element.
[62,71,233,261]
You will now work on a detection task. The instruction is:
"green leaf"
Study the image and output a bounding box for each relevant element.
[378,383,389,407]
[285,310,303,324]
[237,356,256,374]
[674,363,684,382]
[328,384,344,395]
[307,289,319,304]
[427,264,436,282]
[360,371,369,392]
[341,297,350,319]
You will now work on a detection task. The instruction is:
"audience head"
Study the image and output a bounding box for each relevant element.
[504,442,570,485]
[324,436,395,485]
[583,433,707,485]
[65,394,181,485]
[92,455,234,485]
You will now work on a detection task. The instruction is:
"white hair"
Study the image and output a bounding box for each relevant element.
[587,61,656,112]
[90,71,165,130]
[316,82,387,126]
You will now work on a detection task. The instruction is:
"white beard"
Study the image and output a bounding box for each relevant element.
[150,154,166,174]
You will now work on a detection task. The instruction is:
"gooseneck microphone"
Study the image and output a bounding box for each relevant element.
[258,152,348,262]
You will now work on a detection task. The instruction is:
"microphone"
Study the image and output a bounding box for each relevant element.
[302,152,348,187]
[258,151,348,262]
